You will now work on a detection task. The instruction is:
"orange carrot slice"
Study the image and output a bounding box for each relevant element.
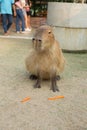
[21,97,31,103]
[48,95,64,100]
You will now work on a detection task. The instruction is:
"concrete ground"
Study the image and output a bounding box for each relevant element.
[0,25,87,130]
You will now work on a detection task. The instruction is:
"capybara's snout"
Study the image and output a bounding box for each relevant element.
[32,38,42,50]
[32,38,42,43]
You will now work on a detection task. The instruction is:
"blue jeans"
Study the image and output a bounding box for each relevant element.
[2,14,13,33]
[16,9,25,32]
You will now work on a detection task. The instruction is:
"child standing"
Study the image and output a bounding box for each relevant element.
[21,0,32,31]
[15,0,26,33]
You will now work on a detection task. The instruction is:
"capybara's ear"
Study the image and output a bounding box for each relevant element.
[49,24,55,31]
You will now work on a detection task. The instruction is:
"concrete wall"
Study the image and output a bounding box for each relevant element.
[47,2,87,51]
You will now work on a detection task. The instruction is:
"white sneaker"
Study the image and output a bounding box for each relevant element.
[16,31,20,34]
[25,28,31,31]
[21,31,28,34]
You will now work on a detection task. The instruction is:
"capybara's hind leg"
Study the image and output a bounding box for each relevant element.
[29,74,38,80]
[51,74,59,92]
[34,73,41,88]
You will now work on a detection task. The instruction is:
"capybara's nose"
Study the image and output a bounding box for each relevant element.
[32,38,42,49]
[32,38,42,42]
[32,38,42,44]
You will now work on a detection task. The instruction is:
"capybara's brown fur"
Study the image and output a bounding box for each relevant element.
[25,25,65,92]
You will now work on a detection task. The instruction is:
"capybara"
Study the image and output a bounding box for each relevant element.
[25,25,65,92]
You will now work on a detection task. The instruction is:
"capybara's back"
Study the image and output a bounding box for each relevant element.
[25,25,65,92]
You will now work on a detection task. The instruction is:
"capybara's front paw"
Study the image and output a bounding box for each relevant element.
[56,75,61,81]
[51,85,59,92]
[34,81,41,88]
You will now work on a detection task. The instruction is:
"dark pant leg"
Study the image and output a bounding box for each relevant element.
[19,9,25,31]
[16,9,25,31]
[16,9,20,31]
[2,14,7,33]
[7,14,13,31]
[2,14,13,33]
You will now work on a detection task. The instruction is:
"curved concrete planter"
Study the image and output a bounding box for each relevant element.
[47,2,87,52]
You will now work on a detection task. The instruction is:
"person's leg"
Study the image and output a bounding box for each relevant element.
[24,14,28,29]
[19,9,25,31]
[0,14,2,24]
[7,14,13,31]
[26,11,31,31]
[2,14,8,33]
[16,9,21,32]
[27,15,31,29]
[22,9,28,29]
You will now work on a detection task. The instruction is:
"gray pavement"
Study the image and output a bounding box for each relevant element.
[0,24,87,130]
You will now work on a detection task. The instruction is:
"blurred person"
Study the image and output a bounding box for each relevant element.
[25,0,32,31]
[15,0,26,33]
[21,0,32,31]
[0,0,15,35]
